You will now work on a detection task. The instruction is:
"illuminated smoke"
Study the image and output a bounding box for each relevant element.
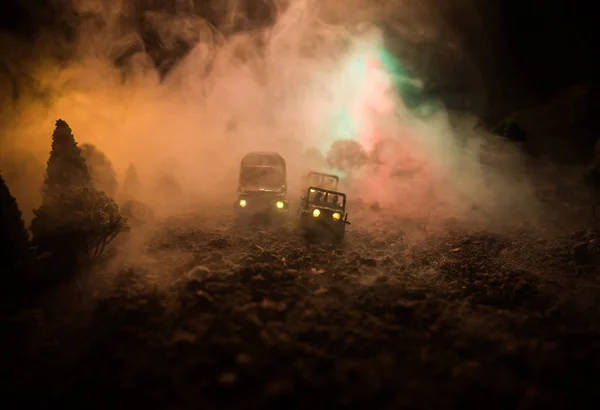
[0,0,541,226]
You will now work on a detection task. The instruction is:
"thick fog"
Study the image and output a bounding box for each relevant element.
[0,0,541,227]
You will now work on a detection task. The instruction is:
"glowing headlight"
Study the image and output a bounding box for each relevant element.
[239,199,247,207]
[310,189,315,193]
[276,201,284,209]
[312,209,320,217]
[332,212,341,220]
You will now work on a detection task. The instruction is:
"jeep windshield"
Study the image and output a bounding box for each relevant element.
[240,166,285,191]
[307,190,345,210]
[307,174,338,190]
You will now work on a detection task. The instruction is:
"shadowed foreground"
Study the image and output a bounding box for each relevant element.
[3,209,600,410]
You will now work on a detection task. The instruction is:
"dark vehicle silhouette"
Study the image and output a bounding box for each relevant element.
[234,151,289,222]
[299,171,339,210]
[297,186,350,244]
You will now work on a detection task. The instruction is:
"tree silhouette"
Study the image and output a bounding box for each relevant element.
[121,198,155,226]
[121,163,154,224]
[0,174,30,279]
[81,143,119,198]
[326,139,369,175]
[30,119,129,266]
[122,163,141,199]
[43,119,90,196]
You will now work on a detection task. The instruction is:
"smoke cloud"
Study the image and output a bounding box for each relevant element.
[0,0,542,229]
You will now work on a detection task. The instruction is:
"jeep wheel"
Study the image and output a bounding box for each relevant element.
[332,233,344,245]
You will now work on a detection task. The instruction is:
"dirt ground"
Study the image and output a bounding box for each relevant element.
[3,205,600,410]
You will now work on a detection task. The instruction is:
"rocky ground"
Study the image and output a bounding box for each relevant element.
[3,205,600,410]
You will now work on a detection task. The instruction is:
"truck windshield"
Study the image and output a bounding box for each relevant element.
[240,166,284,189]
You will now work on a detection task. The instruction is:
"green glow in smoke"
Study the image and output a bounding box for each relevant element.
[327,46,404,148]
[320,43,438,160]
[333,109,358,139]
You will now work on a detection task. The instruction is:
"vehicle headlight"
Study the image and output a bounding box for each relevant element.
[276,201,284,209]
[312,209,320,217]
[310,189,315,193]
[239,199,247,207]
[332,212,341,220]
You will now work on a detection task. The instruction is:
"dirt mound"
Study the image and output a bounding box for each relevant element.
[4,215,600,409]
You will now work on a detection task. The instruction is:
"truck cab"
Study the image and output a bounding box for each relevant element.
[234,151,289,221]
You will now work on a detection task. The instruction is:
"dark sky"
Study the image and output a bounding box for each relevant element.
[1,0,598,107]
[498,0,597,97]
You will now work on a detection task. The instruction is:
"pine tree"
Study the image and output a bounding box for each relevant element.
[43,119,90,197]
[0,174,30,278]
[81,143,119,198]
[122,163,141,199]
[0,150,45,225]
[30,119,129,262]
[121,163,154,224]
[31,119,90,246]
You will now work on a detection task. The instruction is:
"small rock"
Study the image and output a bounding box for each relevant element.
[264,379,294,397]
[206,252,224,263]
[512,280,535,301]
[218,372,237,385]
[106,248,118,259]
[545,300,568,319]
[451,359,480,377]
[255,251,277,263]
[170,331,198,345]
[185,278,204,293]
[403,290,427,300]
[241,302,258,311]
[208,237,231,249]
[195,290,214,302]
[393,301,415,320]
[375,274,389,283]
[573,241,591,265]
[359,258,377,267]
[585,229,599,241]
[260,298,287,311]
[576,265,596,275]
[236,353,253,364]
[185,265,211,279]
[393,252,405,262]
